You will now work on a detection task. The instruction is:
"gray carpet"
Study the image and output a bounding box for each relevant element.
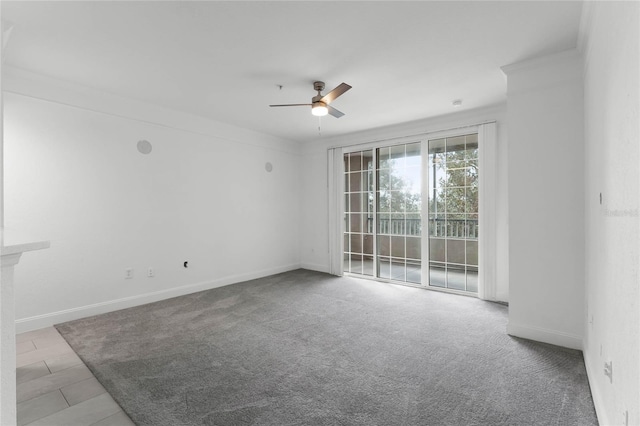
[56,269,598,425]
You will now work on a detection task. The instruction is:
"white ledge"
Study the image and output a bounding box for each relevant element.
[1,240,50,256]
[1,229,50,257]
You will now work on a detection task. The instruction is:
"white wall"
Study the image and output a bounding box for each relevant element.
[581,2,639,425]
[4,69,302,332]
[502,50,585,350]
[299,105,510,302]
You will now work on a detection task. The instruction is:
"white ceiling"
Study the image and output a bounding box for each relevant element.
[2,1,583,143]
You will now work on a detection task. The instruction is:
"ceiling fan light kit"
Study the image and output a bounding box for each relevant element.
[311,101,328,117]
[270,81,351,119]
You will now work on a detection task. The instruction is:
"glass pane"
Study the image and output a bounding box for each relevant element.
[378,168,390,191]
[377,191,390,212]
[445,187,466,213]
[429,262,446,288]
[350,153,362,172]
[390,213,404,235]
[365,215,374,234]
[364,192,373,215]
[350,214,362,233]
[390,259,406,281]
[378,257,391,279]
[465,188,477,214]
[429,238,445,262]
[378,214,390,235]
[405,142,421,166]
[406,213,421,236]
[389,145,405,168]
[466,215,479,239]
[406,260,421,284]
[351,254,363,274]
[465,134,479,161]
[447,239,466,265]
[466,166,478,188]
[446,264,466,291]
[350,234,362,254]
[350,193,363,212]
[377,235,390,257]
[378,147,390,169]
[391,236,405,258]
[363,234,374,255]
[466,240,478,266]
[343,251,349,273]
[366,170,375,193]
[390,191,405,213]
[349,172,362,192]
[363,256,374,276]
[406,236,421,260]
[466,266,478,293]
[446,135,466,152]
[363,150,374,171]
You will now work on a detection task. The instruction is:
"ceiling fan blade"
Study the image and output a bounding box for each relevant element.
[320,83,352,104]
[269,103,312,107]
[327,105,345,118]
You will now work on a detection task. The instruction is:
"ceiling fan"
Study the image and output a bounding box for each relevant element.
[269,81,352,118]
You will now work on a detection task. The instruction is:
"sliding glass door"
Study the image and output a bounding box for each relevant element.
[427,134,479,292]
[376,143,422,284]
[343,150,374,276]
[342,133,479,294]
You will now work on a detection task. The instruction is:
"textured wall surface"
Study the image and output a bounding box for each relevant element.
[4,71,301,331]
[582,2,640,425]
[503,50,585,350]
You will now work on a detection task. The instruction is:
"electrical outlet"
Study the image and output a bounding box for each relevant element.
[604,361,613,383]
[147,267,154,278]
[125,268,134,279]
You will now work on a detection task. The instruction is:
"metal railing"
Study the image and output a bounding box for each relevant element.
[429,218,478,239]
[367,218,478,239]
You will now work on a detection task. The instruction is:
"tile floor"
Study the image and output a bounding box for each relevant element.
[16,326,135,426]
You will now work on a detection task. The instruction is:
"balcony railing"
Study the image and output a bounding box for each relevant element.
[429,218,478,239]
[366,218,478,239]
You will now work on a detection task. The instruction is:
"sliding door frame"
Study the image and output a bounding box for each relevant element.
[329,122,497,300]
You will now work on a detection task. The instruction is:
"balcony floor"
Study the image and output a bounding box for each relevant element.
[346,260,478,293]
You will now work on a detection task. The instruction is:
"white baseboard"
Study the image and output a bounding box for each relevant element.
[507,321,583,350]
[300,262,330,274]
[583,350,608,426]
[15,263,301,333]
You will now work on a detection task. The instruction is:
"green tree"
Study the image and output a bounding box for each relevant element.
[430,148,478,216]
[377,171,421,213]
